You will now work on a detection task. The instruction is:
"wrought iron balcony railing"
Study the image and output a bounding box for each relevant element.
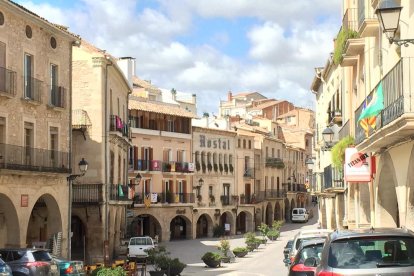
[355,58,408,145]
[24,75,42,103]
[265,158,285,169]
[132,159,163,171]
[49,85,65,108]
[0,143,70,173]
[162,161,194,173]
[109,184,131,201]
[0,67,16,96]
[243,167,253,177]
[72,183,103,205]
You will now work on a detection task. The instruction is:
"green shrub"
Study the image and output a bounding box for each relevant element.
[267,229,280,240]
[217,238,231,257]
[333,29,359,65]
[96,267,126,276]
[201,252,222,262]
[232,247,248,254]
[331,136,355,169]
[271,220,284,231]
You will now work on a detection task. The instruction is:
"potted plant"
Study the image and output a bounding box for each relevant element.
[201,252,221,268]
[217,238,231,263]
[163,258,186,276]
[257,223,269,245]
[146,246,169,276]
[244,232,257,252]
[267,229,280,241]
[232,247,248,258]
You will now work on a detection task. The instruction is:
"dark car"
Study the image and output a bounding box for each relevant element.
[0,248,59,276]
[52,256,85,276]
[0,256,12,276]
[287,238,325,276]
[312,228,414,276]
[284,240,294,260]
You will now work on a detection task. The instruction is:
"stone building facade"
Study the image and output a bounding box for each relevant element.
[0,1,78,256]
[71,40,132,264]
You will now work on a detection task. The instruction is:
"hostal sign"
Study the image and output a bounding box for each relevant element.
[344,147,372,182]
[199,135,231,150]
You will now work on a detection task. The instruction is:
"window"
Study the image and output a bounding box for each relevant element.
[24,122,33,165]
[163,149,172,162]
[209,186,213,197]
[272,148,274,158]
[167,119,174,132]
[243,139,246,148]
[24,54,33,99]
[50,127,58,167]
[50,37,57,49]
[50,64,58,106]
[118,155,122,184]
[238,139,241,148]
[177,150,185,162]
[25,25,32,38]
[266,147,269,158]
[277,149,280,158]
[248,140,251,149]
[0,117,5,144]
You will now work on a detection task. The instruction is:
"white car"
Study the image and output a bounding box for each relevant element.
[291,207,309,223]
[127,236,155,260]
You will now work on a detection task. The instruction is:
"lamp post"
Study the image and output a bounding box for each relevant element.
[376,1,414,46]
[194,178,203,199]
[67,158,88,260]
[322,127,334,150]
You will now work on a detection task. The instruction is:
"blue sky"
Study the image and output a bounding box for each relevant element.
[16,0,341,115]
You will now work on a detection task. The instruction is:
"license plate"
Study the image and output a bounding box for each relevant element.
[76,264,82,271]
[50,264,57,271]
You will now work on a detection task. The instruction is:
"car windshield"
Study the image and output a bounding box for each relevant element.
[33,251,52,261]
[286,241,293,248]
[296,243,324,264]
[130,237,152,246]
[328,237,414,269]
[296,237,326,250]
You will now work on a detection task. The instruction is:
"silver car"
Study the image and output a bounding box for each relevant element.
[311,228,414,276]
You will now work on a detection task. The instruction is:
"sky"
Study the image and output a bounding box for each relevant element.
[16,0,342,116]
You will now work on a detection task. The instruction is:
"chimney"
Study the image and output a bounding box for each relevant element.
[192,94,196,104]
[228,91,232,101]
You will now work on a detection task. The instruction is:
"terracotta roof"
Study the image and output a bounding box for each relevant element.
[7,0,80,39]
[129,99,196,118]
[250,100,282,110]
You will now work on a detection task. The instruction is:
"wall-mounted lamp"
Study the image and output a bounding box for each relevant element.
[376,1,414,46]
[305,158,314,171]
[322,127,334,150]
[193,178,204,190]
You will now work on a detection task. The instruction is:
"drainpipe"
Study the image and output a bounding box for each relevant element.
[104,56,112,262]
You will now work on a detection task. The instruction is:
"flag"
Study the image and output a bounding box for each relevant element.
[118,184,124,197]
[358,83,384,122]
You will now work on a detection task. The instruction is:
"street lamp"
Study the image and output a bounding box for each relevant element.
[376,1,414,46]
[305,158,314,192]
[67,158,88,260]
[322,127,334,150]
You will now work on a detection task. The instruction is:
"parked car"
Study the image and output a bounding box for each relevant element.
[127,236,155,260]
[0,248,59,276]
[0,256,12,276]
[287,229,332,267]
[284,239,294,260]
[312,228,414,275]
[286,238,325,276]
[292,208,309,223]
[52,256,84,275]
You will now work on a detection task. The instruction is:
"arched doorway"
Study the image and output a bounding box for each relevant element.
[236,212,247,234]
[219,211,234,235]
[128,214,162,241]
[0,194,20,247]
[265,202,273,226]
[284,199,290,222]
[71,216,86,262]
[196,214,212,238]
[26,194,62,253]
[274,202,281,221]
[377,153,399,227]
[290,198,295,221]
[170,215,191,240]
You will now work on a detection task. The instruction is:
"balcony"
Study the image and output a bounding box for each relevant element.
[49,85,65,108]
[0,143,70,173]
[265,158,285,169]
[357,0,379,37]
[160,192,194,204]
[339,120,350,140]
[0,67,16,97]
[72,183,103,205]
[162,161,194,173]
[337,8,363,67]
[23,76,42,103]
[355,58,414,153]
[328,110,343,125]
[220,195,237,206]
[323,164,344,192]
[109,115,128,136]
[133,159,163,171]
[109,184,131,202]
[256,190,283,202]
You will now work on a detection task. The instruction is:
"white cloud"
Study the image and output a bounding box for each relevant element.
[15,0,341,114]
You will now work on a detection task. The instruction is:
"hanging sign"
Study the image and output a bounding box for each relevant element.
[344,147,372,182]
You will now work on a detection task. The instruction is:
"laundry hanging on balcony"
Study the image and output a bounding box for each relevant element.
[118,184,124,197]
